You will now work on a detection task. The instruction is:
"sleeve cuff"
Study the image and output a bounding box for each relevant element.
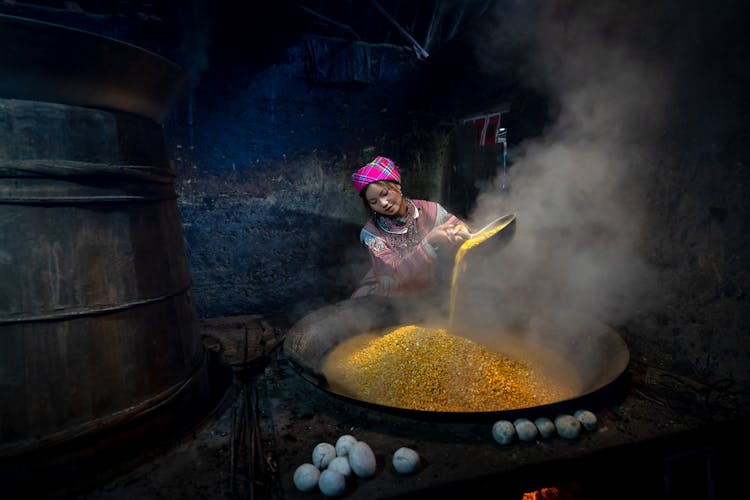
[422,240,439,257]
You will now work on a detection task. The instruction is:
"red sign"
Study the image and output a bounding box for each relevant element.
[462,112,504,145]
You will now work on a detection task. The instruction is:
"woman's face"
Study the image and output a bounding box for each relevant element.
[364,181,404,216]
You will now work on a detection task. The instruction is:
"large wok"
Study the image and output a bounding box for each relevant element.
[283,294,630,421]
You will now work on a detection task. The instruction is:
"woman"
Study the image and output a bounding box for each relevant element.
[351,156,470,298]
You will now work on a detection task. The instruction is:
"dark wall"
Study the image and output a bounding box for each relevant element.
[0,1,519,320]
[4,0,749,389]
[164,2,457,320]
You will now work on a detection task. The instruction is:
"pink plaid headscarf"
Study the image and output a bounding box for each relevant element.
[351,156,401,193]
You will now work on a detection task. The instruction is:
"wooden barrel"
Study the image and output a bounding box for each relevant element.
[0,15,224,497]
[0,97,219,494]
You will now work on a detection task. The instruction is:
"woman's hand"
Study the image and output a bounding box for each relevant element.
[427,222,470,248]
[451,223,470,242]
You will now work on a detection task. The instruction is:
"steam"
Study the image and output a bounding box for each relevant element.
[458,0,673,326]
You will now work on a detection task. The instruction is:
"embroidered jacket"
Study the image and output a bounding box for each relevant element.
[357,199,463,296]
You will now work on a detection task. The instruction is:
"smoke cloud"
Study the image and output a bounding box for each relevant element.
[457,0,677,326]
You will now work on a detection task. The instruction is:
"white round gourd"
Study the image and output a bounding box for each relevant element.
[555,414,582,439]
[348,440,377,478]
[392,447,420,474]
[491,420,517,445]
[335,434,358,457]
[312,442,337,469]
[318,469,346,497]
[293,463,320,492]
[534,417,556,439]
[574,409,598,431]
[328,456,352,477]
[513,418,539,442]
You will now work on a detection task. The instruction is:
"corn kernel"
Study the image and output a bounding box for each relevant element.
[322,325,575,412]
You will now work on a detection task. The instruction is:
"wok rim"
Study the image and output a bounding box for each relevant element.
[283,296,631,422]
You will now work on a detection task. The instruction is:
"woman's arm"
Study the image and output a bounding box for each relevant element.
[361,230,436,291]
